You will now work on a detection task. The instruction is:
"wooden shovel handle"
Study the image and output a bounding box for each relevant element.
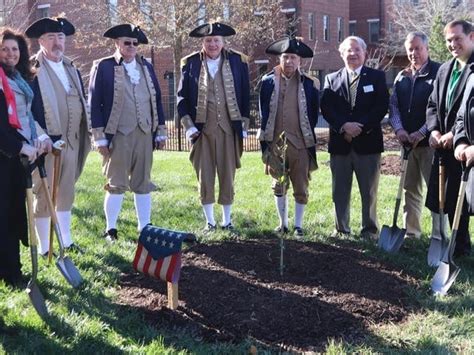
[48,153,61,263]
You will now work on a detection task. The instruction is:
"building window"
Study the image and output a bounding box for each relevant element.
[308,13,315,41]
[337,17,344,42]
[323,15,329,42]
[349,20,356,35]
[368,19,380,43]
[411,0,419,5]
[223,1,230,20]
[107,0,118,25]
[37,4,50,19]
[198,1,206,25]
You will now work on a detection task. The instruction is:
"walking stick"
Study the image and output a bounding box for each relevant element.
[48,140,65,263]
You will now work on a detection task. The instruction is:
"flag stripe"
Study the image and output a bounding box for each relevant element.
[132,243,143,270]
[136,245,148,272]
[166,254,178,281]
[160,256,171,281]
[143,253,153,274]
[154,257,165,279]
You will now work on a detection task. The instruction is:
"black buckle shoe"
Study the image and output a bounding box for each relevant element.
[103,228,118,243]
[65,243,84,254]
[221,222,234,231]
[274,225,289,234]
[203,223,217,234]
[294,227,304,239]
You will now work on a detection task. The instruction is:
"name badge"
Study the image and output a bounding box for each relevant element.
[363,85,374,93]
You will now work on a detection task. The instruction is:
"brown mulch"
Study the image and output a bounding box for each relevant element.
[117,238,418,352]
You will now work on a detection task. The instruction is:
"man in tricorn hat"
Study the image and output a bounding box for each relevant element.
[27,17,90,254]
[89,24,167,242]
[177,22,250,232]
[258,36,319,238]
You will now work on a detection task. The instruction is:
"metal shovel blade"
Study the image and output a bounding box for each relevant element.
[427,236,448,267]
[26,280,48,319]
[378,224,406,253]
[431,259,461,296]
[56,257,83,288]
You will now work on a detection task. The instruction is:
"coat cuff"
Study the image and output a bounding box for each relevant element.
[181,115,195,131]
[92,127,106,142]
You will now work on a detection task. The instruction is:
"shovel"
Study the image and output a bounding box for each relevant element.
[22,157,48,319]
[431,164,471,296]
[378,146,411,253]
[427,152,450,267]
[48,140,66,264]
[37,155,83,288]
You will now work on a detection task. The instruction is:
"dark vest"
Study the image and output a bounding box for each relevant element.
[394,59,440,146]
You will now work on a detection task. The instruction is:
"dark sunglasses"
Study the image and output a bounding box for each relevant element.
[123,41,139,47]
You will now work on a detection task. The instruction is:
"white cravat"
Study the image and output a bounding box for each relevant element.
[45,57,70,93]
[206,56,221,78]
[123,58,140,85]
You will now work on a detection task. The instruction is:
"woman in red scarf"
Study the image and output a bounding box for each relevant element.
[0,28,39,287]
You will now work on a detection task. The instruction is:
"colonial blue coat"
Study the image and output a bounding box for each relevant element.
[88,53,166,144]
[259,68,319,160]
[176,49,250,138]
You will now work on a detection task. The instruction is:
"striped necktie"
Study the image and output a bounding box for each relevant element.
[349,71,359,108]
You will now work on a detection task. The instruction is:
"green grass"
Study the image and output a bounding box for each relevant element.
[0,151,472,354]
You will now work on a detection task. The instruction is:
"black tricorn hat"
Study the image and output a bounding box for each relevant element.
[103,24,148,44]
[189,22,236,37]
[25,17,75,38]
[265,36,314,58]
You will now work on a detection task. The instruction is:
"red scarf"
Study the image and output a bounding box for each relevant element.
[0,67,21,129]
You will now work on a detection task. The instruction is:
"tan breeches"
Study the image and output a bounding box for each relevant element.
[190,128,240,205]
[103,128,155,194]
[270,143,311,204]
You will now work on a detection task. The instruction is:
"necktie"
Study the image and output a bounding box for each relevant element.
[349,71,359,108]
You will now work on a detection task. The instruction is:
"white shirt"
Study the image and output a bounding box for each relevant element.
[347,66,363,78]
[44,57,70,93]
[206,56,221,79]
[122,58,141,85]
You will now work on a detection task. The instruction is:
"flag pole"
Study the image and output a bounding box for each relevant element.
[167,282,178,309]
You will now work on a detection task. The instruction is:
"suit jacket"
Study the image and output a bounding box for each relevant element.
[320,66,389,155]
[425,52,474,214]
[426,52,474,135]
[454,70,474,213]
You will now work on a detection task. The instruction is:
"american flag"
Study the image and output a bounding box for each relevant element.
[133,225,190,283]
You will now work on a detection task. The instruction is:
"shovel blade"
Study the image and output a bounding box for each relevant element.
[56,257,83,288]
[378,225,406,253]
[26,281,48,319]
[427,236,449,267]
[431,261,461,296]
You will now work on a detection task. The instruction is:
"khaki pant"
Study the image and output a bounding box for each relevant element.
[402,146,433,237]
[103,127,155,194]
[190,128,240,205]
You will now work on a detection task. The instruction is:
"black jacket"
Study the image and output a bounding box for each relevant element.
[321,66,389,155]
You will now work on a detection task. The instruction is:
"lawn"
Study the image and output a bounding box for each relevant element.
[0,150,473,354]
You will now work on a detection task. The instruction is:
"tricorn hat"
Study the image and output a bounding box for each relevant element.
[189,22,236,37]
[103,24,148,44]
[265,36,314,58]
[25,17,75,38]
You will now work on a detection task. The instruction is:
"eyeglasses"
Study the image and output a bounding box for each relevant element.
[123,41,139,47]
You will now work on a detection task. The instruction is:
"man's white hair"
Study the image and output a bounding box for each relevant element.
[338,36,367,54]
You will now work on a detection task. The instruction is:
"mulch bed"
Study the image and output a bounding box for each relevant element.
[117,238,418,352]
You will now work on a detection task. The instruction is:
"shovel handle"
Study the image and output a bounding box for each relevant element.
[439,152,446,210]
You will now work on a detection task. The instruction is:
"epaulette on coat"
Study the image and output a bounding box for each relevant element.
[180,51,200,68]
[228,48,249,63]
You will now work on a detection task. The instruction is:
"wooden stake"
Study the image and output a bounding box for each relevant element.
[167,282,178,310]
